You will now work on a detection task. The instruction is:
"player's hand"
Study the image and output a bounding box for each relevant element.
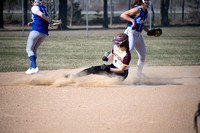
[49,24,53,28]
[101,64,110,72]
[131,19,136,28]
[27,22,32,27]
[102,56,108,62]
[102,51,111,62]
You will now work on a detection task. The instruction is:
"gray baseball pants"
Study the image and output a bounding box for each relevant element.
[26,31,47,57]
[124,27,146,75]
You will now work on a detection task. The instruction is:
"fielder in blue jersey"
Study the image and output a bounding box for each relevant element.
[25,0,51,75]
[120,0,150,78]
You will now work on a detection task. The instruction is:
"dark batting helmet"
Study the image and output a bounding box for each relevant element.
[112,33,128,47]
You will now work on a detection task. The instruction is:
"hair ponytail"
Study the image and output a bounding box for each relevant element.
[30,0,42,4]
[131,0,144,8]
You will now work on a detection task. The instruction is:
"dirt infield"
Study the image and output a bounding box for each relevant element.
[0,66,200,133]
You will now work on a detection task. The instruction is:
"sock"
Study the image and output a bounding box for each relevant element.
[29,55,37,69]
[137,61,144,75]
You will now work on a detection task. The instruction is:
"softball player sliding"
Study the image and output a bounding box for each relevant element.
[65,33,131,80]
[121,0,150,77]
[25,0,51,74]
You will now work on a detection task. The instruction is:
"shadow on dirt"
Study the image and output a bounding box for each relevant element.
[132,77,182,86]
[132,77,200,86]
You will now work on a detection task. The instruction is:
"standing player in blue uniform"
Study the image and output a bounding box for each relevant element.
[25,0,51,74]
[120,0,150,77]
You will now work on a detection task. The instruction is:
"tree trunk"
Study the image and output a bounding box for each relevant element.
[24,0,28,25]
[69,0,73,26]
[128,0,131,9]
[103,0,108,29]
[110,0,113,26]
[170,0,172,19]
[58,0,67,30]
[151,5,155,27]
[173,1,176,20]
[160,0,170,26]
[8,1,12,21]
[182,0,185,23]
[0,0,3,28]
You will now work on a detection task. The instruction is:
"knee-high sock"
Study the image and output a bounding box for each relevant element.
[137,61,144,74]
[29,55,37,68]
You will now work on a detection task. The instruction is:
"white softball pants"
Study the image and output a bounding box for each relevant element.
[26,31,47,57]
[124,27,146,74]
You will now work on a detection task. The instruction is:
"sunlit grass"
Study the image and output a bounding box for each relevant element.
[0,26,200,72]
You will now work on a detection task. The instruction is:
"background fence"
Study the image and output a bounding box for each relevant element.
[2,0,200,28]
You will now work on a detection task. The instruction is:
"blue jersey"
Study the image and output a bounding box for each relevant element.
[31,4,49,35]
[128,6,148,32]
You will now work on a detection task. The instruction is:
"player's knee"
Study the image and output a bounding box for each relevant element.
[26,48,34,57]
[129,46,134,52]
[141,56,145,62]
[137,54,145,62]
[26,48,30,54]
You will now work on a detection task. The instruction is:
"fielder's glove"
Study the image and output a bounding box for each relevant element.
[100,64,110,72]
[51,19,62,26]
[147,28,162,37]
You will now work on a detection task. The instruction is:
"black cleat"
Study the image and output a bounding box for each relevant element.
[64,74,70,78]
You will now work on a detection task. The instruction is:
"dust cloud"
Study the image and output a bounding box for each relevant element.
[1,66,199,87]
[13,69,122,87]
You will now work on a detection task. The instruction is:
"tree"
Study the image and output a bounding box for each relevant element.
[110,0,113,26]
[170,0,173,19]
[128,0,131,9]
[58,0,67,30]
[187,0,200,22]
[69,0,73,26]
[103,0,108,29]
[5,0,17,22]
[182,0,185,23]
[24,0,28,25]
[151,5,155,27]
[0,0,3,28]
[160,0,170,26]
[68,1,83,25]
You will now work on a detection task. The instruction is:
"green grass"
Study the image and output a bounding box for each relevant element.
[0,26,200,72]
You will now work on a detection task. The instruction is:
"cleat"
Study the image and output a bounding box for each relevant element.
[64,74,70,78]
[25,67,39,75]
[136,72,146,79]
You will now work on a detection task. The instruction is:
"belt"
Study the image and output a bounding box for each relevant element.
[128,26,142,32]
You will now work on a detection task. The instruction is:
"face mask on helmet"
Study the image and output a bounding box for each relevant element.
[114,39,128,47]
